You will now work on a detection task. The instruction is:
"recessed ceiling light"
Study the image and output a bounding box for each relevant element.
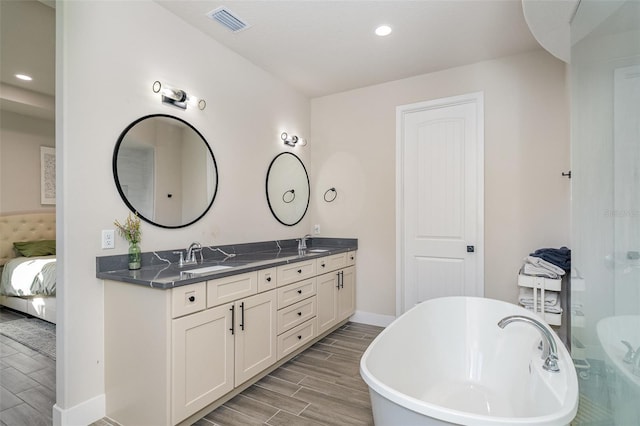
[15,74,33,81]
[375,25,392,37]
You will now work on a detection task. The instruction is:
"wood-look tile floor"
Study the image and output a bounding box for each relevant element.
[0,309,382,426]
[0,307,56,426]
[191,322,383,426]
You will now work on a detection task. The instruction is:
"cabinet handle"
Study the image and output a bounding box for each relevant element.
[297,289,302,294]
[298,312,302,316]
[336,272,341,289]
[240,302,245,331]
[230,305,235,335]
[266,276,272,282]
[188,296,195,303]
[297,269,302,274]
[340,271,344,289]
[298,335,302,340]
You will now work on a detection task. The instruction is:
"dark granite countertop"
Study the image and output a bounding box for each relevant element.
[96,237,357,289]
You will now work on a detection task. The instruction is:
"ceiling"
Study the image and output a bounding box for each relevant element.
[0,0,543,119]
[156,0,541,97]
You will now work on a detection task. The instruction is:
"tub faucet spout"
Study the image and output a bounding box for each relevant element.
[498,315,560,373]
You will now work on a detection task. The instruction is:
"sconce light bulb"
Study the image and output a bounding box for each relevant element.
[152,80,162,93]
[291,135,299,143]
[281,132,288,141]
[298,138,307,146]
[162,87,187,103]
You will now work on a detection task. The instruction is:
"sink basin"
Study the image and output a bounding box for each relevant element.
[182,265,232,276]
[308,249,329,253]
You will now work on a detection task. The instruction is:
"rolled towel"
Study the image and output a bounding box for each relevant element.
[525,256,565,276]
[518,287,558,306]
[522,298,563,314]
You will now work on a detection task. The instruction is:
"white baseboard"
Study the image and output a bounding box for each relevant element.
[53,394,105,426]
[349,310,395,327]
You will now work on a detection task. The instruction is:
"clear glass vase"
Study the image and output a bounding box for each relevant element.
[128,242,141,270]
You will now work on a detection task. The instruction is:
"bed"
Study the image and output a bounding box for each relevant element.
[0,212,57,324]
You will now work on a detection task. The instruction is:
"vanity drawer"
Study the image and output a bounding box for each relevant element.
[317,253,347,273]
[207,271,257,308]
[277,278,316,309]
[171,282,206,318]
[277,260,316,287]
[257,268,277,293]
[277,296,316,334]
[277,318,316,360]
[347,250,356,266]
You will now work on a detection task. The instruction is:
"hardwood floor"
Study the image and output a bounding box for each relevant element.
[1,309,382,426]
[0,308,56,426]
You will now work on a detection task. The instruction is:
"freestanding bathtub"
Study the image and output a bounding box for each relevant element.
[360,297,578,426]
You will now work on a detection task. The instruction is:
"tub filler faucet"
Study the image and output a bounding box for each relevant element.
[498,315,560,373]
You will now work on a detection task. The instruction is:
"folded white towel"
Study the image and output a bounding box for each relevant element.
[522,264,559,279]
[518,287,558,306]
[523,303,563,314]
[525,256,565,276]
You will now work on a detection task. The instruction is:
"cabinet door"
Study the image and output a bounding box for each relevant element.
[172,304,234,424]
[234,290,277,384]
[338,266,356,322]
[316,271,339,335]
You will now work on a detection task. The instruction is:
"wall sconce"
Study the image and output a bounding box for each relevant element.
[152,81,206,111]
[281,132,307,147]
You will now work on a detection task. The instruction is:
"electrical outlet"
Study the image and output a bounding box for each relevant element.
[102,229,115,249]
[313,224,321,235]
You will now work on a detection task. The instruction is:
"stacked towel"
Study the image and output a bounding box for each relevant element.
[522,256,566,279]
[520,287,563,314]
[518,287,558,306]
[529,247,571,271]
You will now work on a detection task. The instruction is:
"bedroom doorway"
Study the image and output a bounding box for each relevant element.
[0,0,57,423]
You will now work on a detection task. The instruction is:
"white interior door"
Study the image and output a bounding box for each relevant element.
[396,93,484,314]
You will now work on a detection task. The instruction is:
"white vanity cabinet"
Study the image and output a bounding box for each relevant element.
[172,278,277,424]
[317,251,356,335]
[104,249,355,426]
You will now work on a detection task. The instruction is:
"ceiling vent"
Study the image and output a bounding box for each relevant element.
[206,7,250,33]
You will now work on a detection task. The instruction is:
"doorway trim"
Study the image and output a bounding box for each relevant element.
[395,92,484,316]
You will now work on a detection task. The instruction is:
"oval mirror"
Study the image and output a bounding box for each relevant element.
[113,114,218,228]
[266,152,310,226]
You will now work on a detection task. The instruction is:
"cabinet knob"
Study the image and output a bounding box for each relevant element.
[351,256,354,260]
[321,263,325,268]
[298,312,302,316]
[297,289,302,294]
[266,276,272,282]
[298,335,302,340]
[297,269,302,274]
[188,296,195,302]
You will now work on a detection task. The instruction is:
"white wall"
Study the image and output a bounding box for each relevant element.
[56,1,310,422]
[310,49,570,318]
[0,110,55,213]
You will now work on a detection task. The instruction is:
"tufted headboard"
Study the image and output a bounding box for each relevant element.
[0,212,56,266]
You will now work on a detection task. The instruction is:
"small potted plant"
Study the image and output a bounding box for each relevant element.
[114,212,142,270]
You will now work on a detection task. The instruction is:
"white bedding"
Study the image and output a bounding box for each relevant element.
[0,255,56,297]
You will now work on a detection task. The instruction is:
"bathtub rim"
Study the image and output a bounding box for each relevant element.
[359,296,578,426]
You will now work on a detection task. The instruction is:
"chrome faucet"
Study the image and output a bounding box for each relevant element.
[498,315,560,373]
[631,343,640,377]
[186,242,202,264]
[298,234,311,250]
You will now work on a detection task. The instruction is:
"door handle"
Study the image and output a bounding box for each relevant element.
[230,305,235,335]
[239,302,245,331]
[467,246,475,253]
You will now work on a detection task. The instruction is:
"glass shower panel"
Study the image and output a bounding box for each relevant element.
[571,1,640,425]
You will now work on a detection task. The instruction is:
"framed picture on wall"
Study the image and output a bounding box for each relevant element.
[40,146,56,205]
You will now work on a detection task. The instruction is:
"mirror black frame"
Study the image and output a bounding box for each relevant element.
[112,114,219,229]
[265,152,310,226]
